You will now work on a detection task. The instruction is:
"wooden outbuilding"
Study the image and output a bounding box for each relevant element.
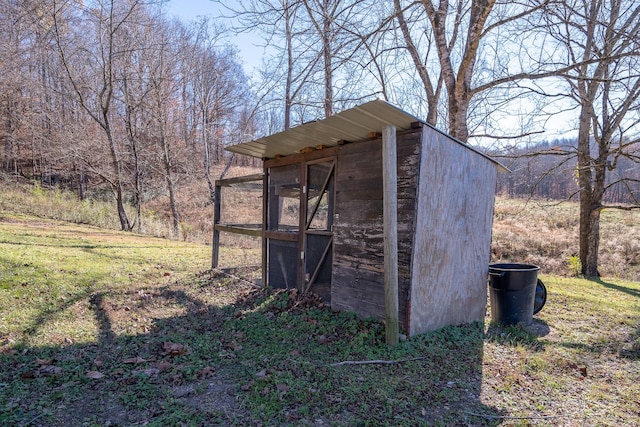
[217,100,506,336]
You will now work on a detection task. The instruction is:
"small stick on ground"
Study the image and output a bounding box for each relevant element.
[212,268,261,288]
[328,357,426,367]
[463,411,576,420]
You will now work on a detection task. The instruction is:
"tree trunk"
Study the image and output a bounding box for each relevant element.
[202,113,215,203]
[105,122,131,232]
[448,88,470,142]
[123,82,143,233]
[393,0,438,125]
[114,184,131,232]
[322,0,333,118]
[161,133,180,238]
[284,0,294,130]
[579,205,601,277]
[76,163,86,200]
[576,96,600,277]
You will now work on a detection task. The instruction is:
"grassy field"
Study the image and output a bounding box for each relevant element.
[492,197,640,282]
[1,213,638,426]
[3,174,640,281]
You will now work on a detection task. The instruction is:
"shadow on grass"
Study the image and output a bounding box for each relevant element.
[591,279,640,360]
[484,319,548,351]
[590,277,640,299]
[1,271,504,426]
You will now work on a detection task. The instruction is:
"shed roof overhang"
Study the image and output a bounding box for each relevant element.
[226,99,508,172]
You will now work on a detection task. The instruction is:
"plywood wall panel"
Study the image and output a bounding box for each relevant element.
[409,131,497,335]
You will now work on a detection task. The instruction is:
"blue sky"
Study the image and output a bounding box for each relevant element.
[167,0,219,21]
[167,0,265,72]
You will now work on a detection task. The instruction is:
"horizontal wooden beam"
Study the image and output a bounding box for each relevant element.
[215,224,263,237]
[215,173,264,187]
[264,230,299,242]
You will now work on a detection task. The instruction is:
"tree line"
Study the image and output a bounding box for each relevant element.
[495,138,640,205]
[1,0,639,277]
[1,0,258,236]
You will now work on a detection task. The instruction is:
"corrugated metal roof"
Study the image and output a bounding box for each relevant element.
[226,99,507,171]
[226,99,420,159]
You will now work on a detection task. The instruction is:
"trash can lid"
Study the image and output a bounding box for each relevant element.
[534,279,547,314]
[489,263,540,272]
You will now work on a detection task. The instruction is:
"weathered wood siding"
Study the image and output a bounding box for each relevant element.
[331,130,421,329]
[409,129,497,335]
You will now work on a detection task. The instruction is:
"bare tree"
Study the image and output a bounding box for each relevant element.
[52,0,144,231]
[542,0,640,277]
[186,18,251,201]
[0,0,27,174]
[300,0,337,117]
[392,0,442,125]
[190,21,224,202]
[0,0,55,177]
[227,0,321,129]
[229,0,379,127]
[389,0,555,142]
[147,17,185,238]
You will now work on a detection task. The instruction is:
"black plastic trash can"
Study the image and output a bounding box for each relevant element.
[489,263,540,325]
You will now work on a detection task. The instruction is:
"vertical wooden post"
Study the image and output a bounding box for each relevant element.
[212,182,221,269]
[382,125,399,345]
[262,168,269,287]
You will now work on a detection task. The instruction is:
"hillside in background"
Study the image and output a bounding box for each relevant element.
[2,171,639,282]
[492,138,640,204]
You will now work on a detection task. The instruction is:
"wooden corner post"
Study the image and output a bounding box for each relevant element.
[212,182,221,269]
[382,125,399,345]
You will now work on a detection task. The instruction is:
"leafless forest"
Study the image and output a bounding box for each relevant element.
[1,0,638,276]
[494,139,640,204]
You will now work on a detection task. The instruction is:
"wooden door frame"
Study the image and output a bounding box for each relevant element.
[263,147,338,291]
[300,156,336,292]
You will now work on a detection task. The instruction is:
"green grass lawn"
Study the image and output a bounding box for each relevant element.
[1,213,638,426]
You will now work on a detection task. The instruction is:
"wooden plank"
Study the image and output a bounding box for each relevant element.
[409,128,498,335]
[382,125,399,345]
[336,158,382,177]
[331,295,385,321]
[336,188,382,201]
[335,173,382,188]
[305,230,333,237]
[212,184,221,269]
[264,230,299,242]
[331,264,409,326]
[330,127,421,334]
[396,143,421,158]
[338,138,378,152]
[264,146,339,168]
[332,249,383,271]
[262,171,268,287]
[333,261,412,293]
[331,276,410,318]
[215,224,263,237]
[335,198,384,213]
[215,173,264,187]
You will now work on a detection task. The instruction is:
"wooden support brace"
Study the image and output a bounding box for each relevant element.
[382,125,399,345]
